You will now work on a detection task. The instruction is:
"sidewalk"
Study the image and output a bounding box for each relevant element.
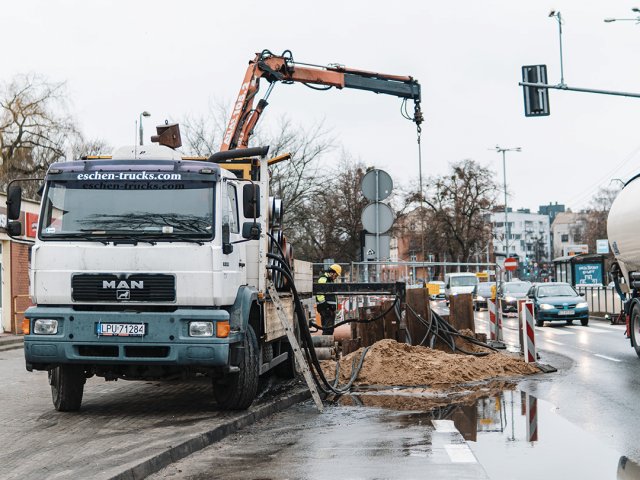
[0,347,309,480]
[0,333,23,351]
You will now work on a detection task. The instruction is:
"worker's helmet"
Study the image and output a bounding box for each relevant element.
[329,264,342,276]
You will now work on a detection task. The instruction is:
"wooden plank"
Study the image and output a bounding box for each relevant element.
[405,287,430,346]
[381,300,399,340]
[356,305,385,347]
[449,293,475,333]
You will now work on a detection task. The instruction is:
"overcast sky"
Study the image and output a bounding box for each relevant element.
[4,1,640,212]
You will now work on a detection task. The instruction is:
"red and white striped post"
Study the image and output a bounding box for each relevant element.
[488,298,498,340]
[524,392,538,442]
[517,299,526,353]
[523,300,536,363]
[496,302,504,342]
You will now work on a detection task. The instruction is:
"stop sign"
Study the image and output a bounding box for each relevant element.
[504,257,518,271]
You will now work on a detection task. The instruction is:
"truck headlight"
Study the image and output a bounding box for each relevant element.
[33,319,58,335]
[539,303,554,311]
[189,321,214,337]
[576,302,588,309]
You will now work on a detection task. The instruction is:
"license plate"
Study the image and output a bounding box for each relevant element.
[558,310,575,316]
[97,323,146,336]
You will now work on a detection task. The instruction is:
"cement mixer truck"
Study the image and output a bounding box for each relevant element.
[607,175,640,357]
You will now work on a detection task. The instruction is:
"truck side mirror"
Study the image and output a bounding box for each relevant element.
[242,221,261,240]
[7,185,22,220]
[242,184,260,218]
[7,221,22,237]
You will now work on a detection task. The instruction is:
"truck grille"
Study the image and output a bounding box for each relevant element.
[72,274,176,302]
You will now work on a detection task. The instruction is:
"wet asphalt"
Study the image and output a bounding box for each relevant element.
[149,306,640,480]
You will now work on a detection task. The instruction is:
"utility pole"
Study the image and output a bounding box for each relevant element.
[494,146,521,280]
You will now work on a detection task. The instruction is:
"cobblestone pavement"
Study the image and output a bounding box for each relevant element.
[0,348,307,480]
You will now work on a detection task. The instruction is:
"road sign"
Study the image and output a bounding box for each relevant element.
[363,234,390,261]
[361,202,394,234]
[522,65,550,117]
[596,239,609,254]
[504,257,518,271]
[361,169,393,201]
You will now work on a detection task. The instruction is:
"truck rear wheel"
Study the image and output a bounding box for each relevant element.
[49,365,86,412]
[213,325,259,410]
[631,306,640,359]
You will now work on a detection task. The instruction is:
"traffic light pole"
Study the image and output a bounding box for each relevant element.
[519,81,640,99]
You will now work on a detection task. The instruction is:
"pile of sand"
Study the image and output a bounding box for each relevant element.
[322,339,539,387]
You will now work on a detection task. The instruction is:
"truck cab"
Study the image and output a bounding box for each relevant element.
[14,141,299,411]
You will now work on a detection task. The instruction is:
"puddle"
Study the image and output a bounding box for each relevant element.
[339,383,630,479]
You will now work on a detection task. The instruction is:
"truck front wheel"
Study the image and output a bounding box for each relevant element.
[213,325,259,410]
[49,365,86,412]
[631,306,640,359]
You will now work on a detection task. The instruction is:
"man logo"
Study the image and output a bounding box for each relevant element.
[117,290,131,300]
[102,280,143,302]
[102,280,144,290]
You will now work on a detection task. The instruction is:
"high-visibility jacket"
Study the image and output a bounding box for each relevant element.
[316,273,337,305]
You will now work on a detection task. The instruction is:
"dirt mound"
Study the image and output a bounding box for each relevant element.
[322,339,539,387]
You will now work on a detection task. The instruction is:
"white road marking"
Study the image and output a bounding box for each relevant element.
[594,354,622,362]
[537,328,573,336]
[444,444,478,463]
[544,339,565,346]
[590,323,625,331]
[432,420,458,433]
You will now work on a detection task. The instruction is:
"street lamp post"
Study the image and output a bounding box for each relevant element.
[139,111,151,146]
[494,146,521,279]
[604,8,640,24]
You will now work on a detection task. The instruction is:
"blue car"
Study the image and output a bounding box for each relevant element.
[527,282,589,327]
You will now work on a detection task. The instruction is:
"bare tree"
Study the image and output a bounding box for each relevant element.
[0,74,79,189]
[580,184,621,255]
[70,136,112,159]
[416,159,498,263]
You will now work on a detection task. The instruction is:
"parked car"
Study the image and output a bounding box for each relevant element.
[527,282,589,327]
[428,280,446,300]
[475,282,494,310]
[499,281,532,313]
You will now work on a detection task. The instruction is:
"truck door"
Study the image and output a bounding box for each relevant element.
[221,179,246,297]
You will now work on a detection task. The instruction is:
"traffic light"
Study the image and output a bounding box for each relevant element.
[522,65,550,117]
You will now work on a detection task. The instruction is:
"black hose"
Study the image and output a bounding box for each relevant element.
[308,296,400,330]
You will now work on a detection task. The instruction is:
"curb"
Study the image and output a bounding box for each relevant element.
[108,388,311,480]
[0,337,23,352]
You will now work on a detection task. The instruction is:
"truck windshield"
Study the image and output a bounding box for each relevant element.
[450,276,478,287]
[40,179,215,240]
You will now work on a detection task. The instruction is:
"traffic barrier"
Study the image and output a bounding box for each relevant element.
[517,299,526,353]
[522,300,536,363]
[496,300,504,342]
[488,299,498,340]
[524,392,538,442]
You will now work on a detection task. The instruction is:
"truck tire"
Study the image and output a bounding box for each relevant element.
[49,365,86,412]
[631,306,640,358]
[213,325,259,410]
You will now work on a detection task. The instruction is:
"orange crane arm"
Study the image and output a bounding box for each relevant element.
[221,50,423,151]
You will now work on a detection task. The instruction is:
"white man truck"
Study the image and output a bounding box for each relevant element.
[7,129,308,411]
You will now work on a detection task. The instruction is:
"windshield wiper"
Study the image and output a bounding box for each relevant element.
[142,233,206,245]
[78,230,157,246]
[48,233,109,245]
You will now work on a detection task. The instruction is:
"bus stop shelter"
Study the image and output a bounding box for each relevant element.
[553,253,605,287]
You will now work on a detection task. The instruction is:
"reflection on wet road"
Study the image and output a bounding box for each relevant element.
[151,384,627,480]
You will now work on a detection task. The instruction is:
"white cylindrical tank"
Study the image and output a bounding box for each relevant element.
[608,175,640,273]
